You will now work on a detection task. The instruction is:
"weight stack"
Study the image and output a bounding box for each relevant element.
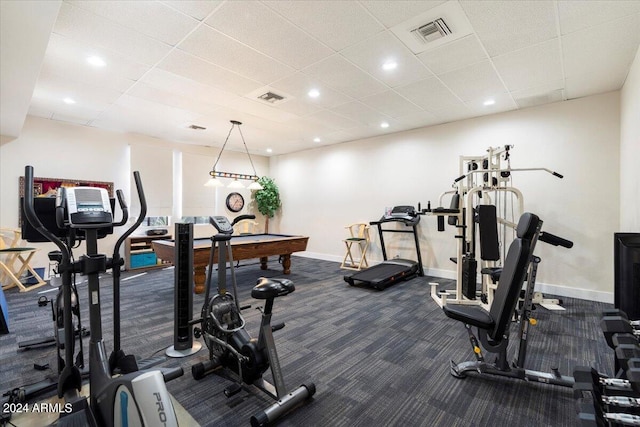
[166,222,201,357]
[462,255,477,300]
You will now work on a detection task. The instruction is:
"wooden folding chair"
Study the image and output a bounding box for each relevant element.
[233,219,259,236]
[340,223,370,271]
[0,228,46,292]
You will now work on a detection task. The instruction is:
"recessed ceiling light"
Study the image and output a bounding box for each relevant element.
[380,122,390,128]
[313,137,321,143]
[483,99,496,106]
[266,148,273,153]
[382,60,397,71]
[308,89,320,98]
[63,97,76,104]
[87,56,106,67]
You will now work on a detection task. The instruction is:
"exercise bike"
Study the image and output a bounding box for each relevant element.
[191,214,315,427]
[23,165,183,426]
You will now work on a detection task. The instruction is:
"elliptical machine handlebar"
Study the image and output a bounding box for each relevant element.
[112,189,128,227]
[24,166,70,263]
[114,171,147,256]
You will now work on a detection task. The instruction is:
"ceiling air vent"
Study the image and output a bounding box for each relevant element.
[188,124,206,130]
[390,1,472,54]
[257,91,285,104]
[411,18,451,44]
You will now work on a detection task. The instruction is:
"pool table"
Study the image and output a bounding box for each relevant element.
[151,234,309,294]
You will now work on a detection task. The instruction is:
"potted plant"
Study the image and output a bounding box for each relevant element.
[252,176,281,233]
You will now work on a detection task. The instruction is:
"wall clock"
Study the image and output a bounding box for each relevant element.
[226,192,245,212]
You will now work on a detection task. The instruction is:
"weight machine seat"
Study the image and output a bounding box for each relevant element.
[443,213,539,342]
[252,277,295,300]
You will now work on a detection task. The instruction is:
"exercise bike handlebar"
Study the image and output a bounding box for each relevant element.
[23,166,70,263]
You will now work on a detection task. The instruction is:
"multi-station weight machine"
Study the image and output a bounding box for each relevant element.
[425,145,565,308]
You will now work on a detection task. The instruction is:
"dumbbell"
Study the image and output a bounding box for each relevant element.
[601,315,640,349]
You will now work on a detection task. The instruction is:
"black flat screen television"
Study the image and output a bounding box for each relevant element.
[614,233,640,320]
[20,197,115,243]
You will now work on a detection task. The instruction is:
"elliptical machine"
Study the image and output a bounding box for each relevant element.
[22,165,182,426]
[191,214,315,427]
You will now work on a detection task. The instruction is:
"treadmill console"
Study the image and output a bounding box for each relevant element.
[389,206,417,218]
[209,216,234,234]
[374,205,419,225]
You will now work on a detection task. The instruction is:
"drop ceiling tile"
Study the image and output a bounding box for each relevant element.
[395,111,440,129]
[161,0,223,21]
[225,97,300,124]
[564,72,626,100]
[360,90,422,118]
[396,77,462,111]
[157,50,263,96]
[41,33,145,94]
[464,92,517,116]
[205,1,333,70]
[492,39,563,92]
[271,98,323,118]
[33,70,124,111]
[53,2,173,65]
[307,110,361,131]
[460,0,557,56]
[341,31,433,87]
[512,82,565,109]
[360,1,447,28]
[330,101,392,126]
[417,35,488,75]
[67,0,198,46]
[264,0,384,50]
[430,103,474,123]
[303,54,389,99]
[95,95,201,137]
[558,0,640,35]
[28,98,102,123]
[127,82,220,117]
[563,13,640,83]
[270,72,353,109]
[178,25,295,84]
[139,68,239,109]
[438,60,508,102]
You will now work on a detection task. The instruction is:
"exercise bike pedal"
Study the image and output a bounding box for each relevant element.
[272,322,285,332]
[224,383,243,397]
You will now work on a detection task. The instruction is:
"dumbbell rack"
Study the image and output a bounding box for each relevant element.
[574,309,640,426]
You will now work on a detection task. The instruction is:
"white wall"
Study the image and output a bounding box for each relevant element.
[620,45,640,231]
[271,92,621,302]
[0,115,269,269]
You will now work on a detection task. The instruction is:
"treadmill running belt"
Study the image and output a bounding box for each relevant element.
[344,259,419,290]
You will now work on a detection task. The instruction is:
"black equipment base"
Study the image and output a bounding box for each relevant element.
[344,259,419,290]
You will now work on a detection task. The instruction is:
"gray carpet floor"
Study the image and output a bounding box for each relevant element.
[1,255,613,426]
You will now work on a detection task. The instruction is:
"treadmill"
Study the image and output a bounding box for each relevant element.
[344,206,424,290]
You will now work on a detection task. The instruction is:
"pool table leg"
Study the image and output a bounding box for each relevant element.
[282,254,291,274]
[260,255,292,274]
[194,265,206,294]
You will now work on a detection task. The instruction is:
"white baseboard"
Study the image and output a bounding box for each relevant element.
[295,252,614,304]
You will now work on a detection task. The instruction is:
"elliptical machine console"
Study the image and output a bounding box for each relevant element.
[191,214,315,427]
[23,166,182,427]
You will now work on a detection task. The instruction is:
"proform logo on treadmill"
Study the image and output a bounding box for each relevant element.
[153,392,168,426]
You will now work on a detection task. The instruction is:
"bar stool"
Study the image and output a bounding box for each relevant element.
[340,223,370,271]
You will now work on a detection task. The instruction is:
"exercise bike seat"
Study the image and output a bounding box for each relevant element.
[252,277,295,299]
